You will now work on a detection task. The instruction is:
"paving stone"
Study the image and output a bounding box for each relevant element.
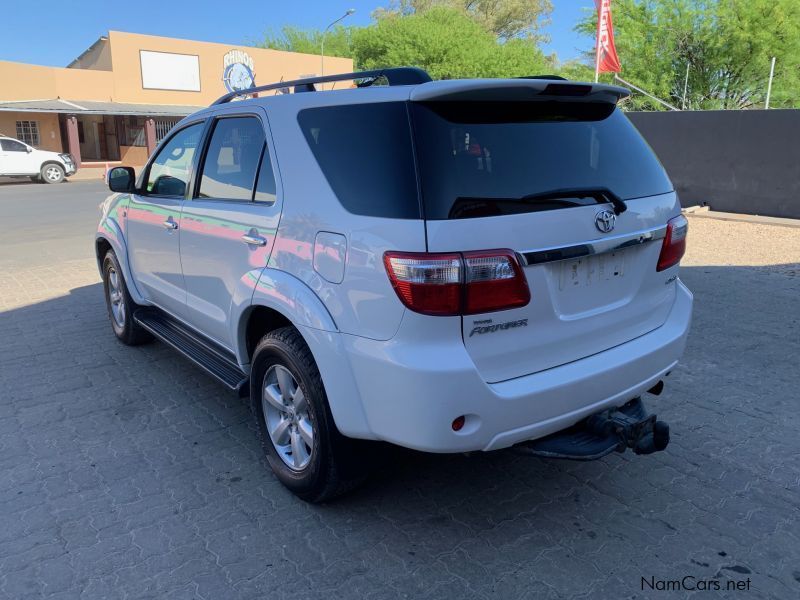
[0,201,798,598]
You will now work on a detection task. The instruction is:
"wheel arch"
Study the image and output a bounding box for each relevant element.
[40,159,64,169]
[40,160,65,177]
[95,218,146,305]
[231,267,338,366]
[234,270,373,439]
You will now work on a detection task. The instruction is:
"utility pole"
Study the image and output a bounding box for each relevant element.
[682,62,690,110]
[321,8,355,85]
[765,56,776,109]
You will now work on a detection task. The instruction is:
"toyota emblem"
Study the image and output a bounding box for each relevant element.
[595,210,616,233]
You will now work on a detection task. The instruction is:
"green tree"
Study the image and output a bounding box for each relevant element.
[576,0,800,110]
[353,7,550,79]
[374,0,553,40]
[258,25,355,60]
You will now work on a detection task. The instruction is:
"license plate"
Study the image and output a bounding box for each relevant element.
[559,250,625,291]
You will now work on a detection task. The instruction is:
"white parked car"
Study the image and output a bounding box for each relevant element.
[96,69,693,502]
[0,135,77,183]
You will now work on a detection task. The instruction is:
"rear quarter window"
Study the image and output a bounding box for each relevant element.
[297,102,420,219]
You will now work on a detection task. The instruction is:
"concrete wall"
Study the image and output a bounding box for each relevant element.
[0,112,62,152]
[0,61,114,102]
[628,109,800,219]
[0,31,353,106]
[119,146,148,167]
[68,37,112,70]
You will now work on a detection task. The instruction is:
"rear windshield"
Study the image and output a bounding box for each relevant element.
[410,101,673,220]
[297,100,672,221]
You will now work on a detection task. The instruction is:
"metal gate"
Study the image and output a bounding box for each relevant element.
[154,119,180,142]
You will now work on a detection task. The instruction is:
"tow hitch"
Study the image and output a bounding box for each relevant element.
[515,397,670,460]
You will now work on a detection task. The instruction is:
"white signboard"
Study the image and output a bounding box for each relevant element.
[140,50,201,92]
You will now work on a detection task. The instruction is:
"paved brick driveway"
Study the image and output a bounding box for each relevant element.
[0,211,798,599]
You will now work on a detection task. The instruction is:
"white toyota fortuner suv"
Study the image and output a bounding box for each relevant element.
[96,69,692,502]
[0,135,76,183]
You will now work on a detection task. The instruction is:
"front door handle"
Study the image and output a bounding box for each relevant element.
[163,220,178,230]
[242,233,267,247]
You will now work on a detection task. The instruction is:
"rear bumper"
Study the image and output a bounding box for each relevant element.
[339,280,693,453]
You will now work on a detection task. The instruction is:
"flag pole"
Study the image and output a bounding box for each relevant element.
[594,8,601,83]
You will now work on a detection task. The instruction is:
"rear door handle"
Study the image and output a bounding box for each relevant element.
[163,220,178,230]
[242,233,267,246]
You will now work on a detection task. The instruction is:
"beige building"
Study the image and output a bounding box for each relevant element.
[0,31,352,171]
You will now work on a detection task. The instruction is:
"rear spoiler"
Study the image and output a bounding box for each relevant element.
[409,79,630,105]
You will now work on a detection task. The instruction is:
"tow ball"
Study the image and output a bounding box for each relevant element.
[515,394,670,461]
[586,402,670,456]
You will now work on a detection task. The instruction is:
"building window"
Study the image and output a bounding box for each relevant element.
[122,117,146,147]
[16,121,40,147]
[155,119,180,142]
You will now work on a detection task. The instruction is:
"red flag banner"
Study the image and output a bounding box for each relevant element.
[595,0,621,74]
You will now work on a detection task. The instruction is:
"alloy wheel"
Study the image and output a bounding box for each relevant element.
[45,166,62,182]
[262,364,314,470]
[107,267,126,328]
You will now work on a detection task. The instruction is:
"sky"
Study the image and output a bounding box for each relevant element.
[2,0,596,67]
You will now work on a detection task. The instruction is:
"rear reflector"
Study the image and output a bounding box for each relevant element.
[384,249,530,316]
[657,214,688,271]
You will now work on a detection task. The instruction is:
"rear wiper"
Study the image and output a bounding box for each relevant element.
[520,187,628,215]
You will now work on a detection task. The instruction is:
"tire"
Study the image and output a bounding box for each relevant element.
[102,250,151,345]
[251,326,369,503]
[41,163,64,184]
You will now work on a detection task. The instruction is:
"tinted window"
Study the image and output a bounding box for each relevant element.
[254,149,277,203]
[411,102,673,219]
[297,103,420,219]
[198,117,265,201]
[2,139,28,152]
[146,123,203,197]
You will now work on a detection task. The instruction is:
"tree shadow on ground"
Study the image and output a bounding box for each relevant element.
[0,264,797,597]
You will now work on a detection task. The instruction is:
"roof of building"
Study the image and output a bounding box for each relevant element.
[0,99,203,117]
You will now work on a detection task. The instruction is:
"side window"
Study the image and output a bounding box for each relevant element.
[297,102,420,218]
[197,116,265,201]
[253,147,277,203]
[145,122,203,197]
[2,139,28,152]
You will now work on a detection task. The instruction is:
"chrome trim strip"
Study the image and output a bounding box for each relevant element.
[518,225,667,266]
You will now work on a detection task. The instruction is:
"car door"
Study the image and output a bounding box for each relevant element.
[126,120,205,319]
[0,138,36,174]
[179,110,282,348]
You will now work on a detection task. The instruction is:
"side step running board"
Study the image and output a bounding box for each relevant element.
[134,308,248,393]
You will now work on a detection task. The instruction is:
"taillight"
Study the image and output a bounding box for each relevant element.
[463,250,530,314]
[384,250,530,316]
[657,214,688,272]
[382,253,461,315]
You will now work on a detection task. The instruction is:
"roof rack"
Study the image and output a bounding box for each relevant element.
[212,67,432,105]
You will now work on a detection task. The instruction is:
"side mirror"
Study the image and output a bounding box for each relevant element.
[108,166,136,193]
[26,147,33,153]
